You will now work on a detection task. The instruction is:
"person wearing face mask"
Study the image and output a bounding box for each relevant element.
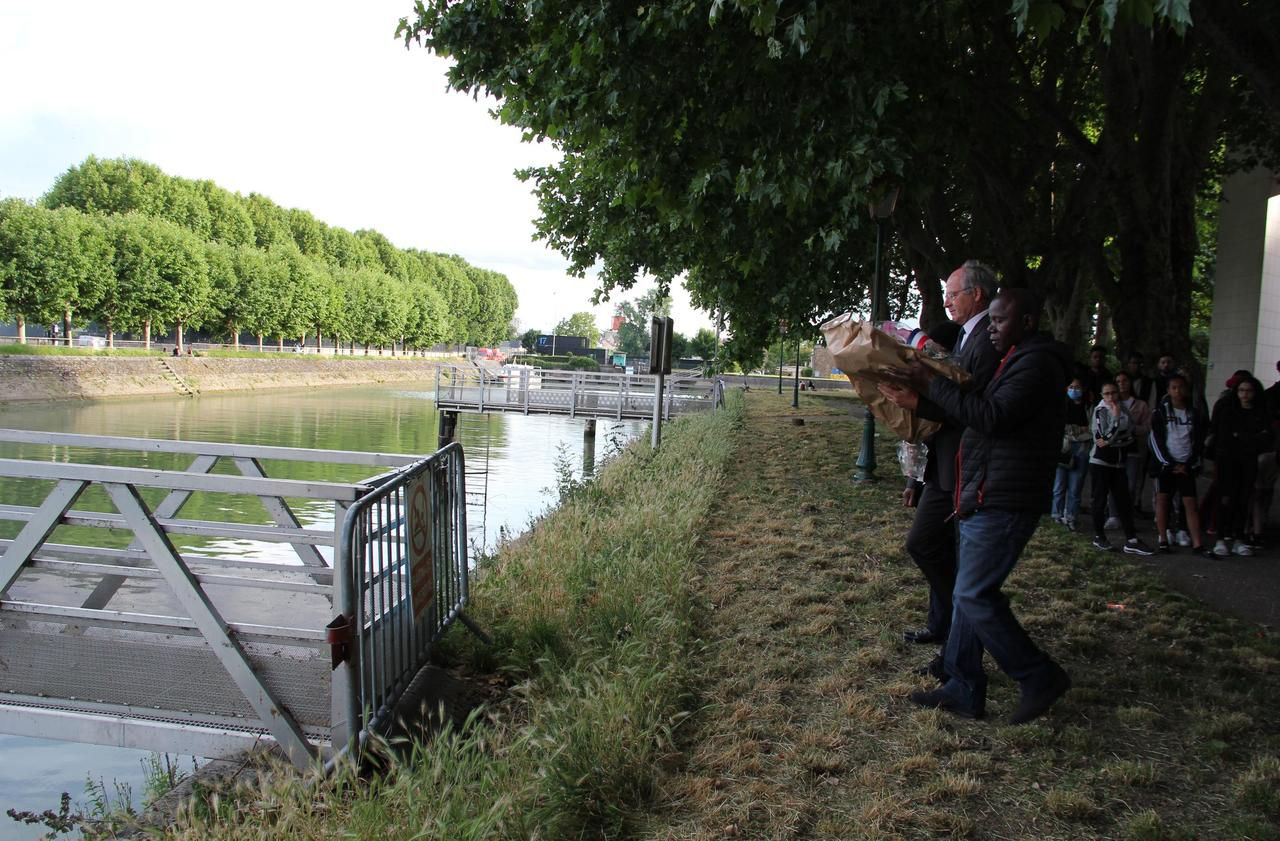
[1051,376,1091,530]
[1088,382,1154,555]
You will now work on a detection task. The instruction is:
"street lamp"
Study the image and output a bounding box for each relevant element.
[854,184,900,483]
[777,320,787,394]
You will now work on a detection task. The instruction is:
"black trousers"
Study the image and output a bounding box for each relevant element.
[1090,464,1136,539]
[906,482,958,638]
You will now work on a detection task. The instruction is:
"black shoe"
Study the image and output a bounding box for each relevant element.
[908,687,984,720]
[1123,537,1155,556]
[1009,665,1071,725]
[912,655,947,682]
[1091,535,1112,551]
[902,628,945,645]
[1157,541,1171,554]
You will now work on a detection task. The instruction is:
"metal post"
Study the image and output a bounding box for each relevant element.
[792,338,801,409]
[777,339,784,394]
[583,419,597,477]
[438,411,458,451]
[651,373,666,449]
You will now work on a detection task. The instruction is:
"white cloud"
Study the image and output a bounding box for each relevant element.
[0,0,714,335]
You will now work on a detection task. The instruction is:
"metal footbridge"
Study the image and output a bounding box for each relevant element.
[0,429,478,770]
[435,365,719,420]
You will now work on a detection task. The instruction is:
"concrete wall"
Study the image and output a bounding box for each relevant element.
[1208,168,1280,391]
[0,356,451,402]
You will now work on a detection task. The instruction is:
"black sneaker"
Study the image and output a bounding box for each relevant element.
[1091,535,1112,551]
[1157,541,1171,554]
[1123,538,1155,556]
[1190,545,1212,558]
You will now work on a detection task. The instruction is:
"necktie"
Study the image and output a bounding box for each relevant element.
[956,326,966,351]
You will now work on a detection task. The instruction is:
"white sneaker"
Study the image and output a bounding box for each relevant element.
[1175,530,1192,547]
[1233,541,1253,557]
[1104,517,1122,530]
[1165,529,1176,545]
[1212,540,1230,557]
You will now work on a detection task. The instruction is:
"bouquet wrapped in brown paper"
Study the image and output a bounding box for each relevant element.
[819,312,971,443]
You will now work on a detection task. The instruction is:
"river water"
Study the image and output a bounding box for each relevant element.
[0,382,641,838]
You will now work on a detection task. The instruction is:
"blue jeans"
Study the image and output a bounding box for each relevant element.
[1052,442,1088,521]
[939,509,1055,712]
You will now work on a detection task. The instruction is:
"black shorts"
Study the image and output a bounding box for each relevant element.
[1154,468,1196,498]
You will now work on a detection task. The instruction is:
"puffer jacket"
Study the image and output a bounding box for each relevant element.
[926,332,1071,515]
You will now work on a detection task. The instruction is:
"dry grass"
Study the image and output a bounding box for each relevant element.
[638,389,1280,841]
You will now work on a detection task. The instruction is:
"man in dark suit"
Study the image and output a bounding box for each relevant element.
[899,261,1001,676]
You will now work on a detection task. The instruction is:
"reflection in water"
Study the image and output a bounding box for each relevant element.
[0,382,641,832]
[0,383,640,558]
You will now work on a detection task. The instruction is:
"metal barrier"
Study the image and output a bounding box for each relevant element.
[0,429,475,771]
[435,365,717,420]
[333,442,479,757]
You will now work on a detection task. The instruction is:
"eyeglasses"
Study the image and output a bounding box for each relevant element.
[943,286,973,303]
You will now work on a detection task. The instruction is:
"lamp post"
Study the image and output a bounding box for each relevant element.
[853,185,900,483]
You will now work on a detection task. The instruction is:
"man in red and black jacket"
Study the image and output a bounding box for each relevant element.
[881,288,1072,724]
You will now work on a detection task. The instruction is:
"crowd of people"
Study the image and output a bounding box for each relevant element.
[867,259,1279,726]
[1049,350,1279,558]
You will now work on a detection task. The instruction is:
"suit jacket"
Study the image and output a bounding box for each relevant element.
[915,313,1000,493]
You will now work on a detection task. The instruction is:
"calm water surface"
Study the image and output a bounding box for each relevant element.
[0,382,640,837]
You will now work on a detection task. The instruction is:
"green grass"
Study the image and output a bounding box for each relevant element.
[152,392,744,840]
[0,343,163,357]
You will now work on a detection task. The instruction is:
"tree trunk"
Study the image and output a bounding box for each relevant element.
[176,321,185,354]
[107,327,115,349]
[63,306,73,347]
[278,335,285,352]
[16,316,25,344]
[232,324,240,350]
[257,333,264,352]
[144,320,151,350]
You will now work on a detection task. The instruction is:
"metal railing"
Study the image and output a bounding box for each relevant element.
[435,365,718,420]
[333,442,478,758]
[0,429,464,770]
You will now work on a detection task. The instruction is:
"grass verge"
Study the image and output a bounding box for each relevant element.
[147,390,745,840]
[639,389,1280,840]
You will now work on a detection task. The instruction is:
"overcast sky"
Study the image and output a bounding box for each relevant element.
[0,0,714,336]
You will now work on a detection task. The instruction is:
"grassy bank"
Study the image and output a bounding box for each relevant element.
[640,390,1280,840]
[151,392,744,839]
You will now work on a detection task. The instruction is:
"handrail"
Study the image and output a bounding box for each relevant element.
[0,429,422,467]
[0,459,366,501]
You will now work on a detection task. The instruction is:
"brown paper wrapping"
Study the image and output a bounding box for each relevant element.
[819,313,971,443]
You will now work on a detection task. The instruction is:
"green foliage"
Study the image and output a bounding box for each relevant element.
[519,326,541,351]
[688,327,717,360]
[565,354,598,371]
[8,156,517,350]
[401,0,1280,382]
[552,311,601,346]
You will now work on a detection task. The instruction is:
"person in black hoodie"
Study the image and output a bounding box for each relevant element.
[1210,375,1273,557]
[880,288,1071,724]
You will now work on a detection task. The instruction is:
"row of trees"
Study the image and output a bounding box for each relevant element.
[0,157,517,351]
[401,0,1280,371]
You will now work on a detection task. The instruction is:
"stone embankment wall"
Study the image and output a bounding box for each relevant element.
[0,355,453,402]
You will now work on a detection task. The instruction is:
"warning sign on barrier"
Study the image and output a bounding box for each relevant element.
[407,476,434,623]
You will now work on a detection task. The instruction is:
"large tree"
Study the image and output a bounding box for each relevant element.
[553,311,601,346]
[402,0,1279,369]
